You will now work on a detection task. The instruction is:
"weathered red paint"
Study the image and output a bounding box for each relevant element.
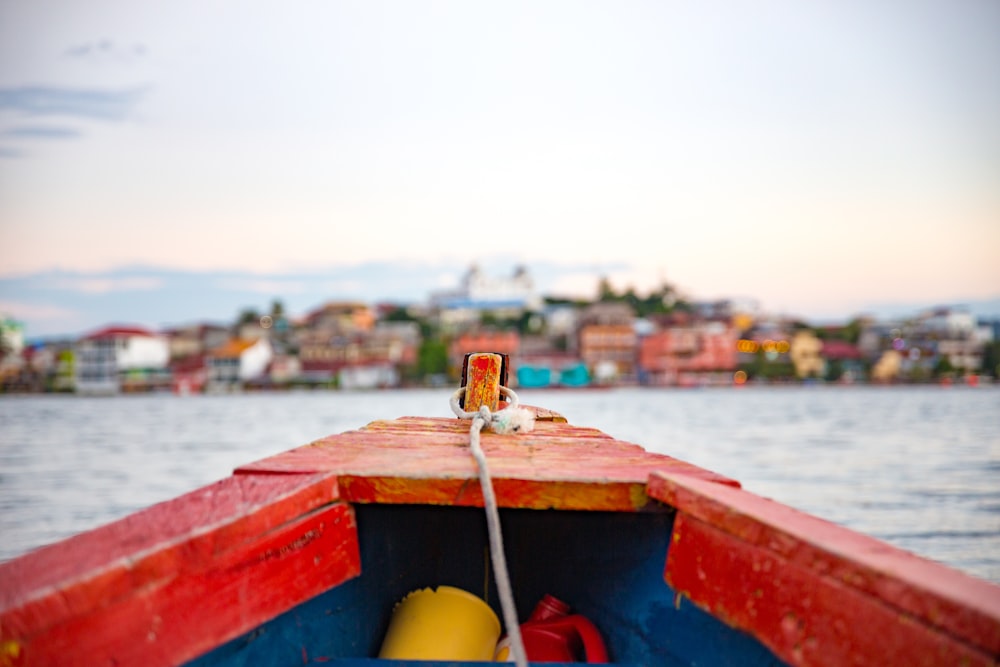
[526,405,569,423]
[236,415,740,510]
[649,470,1000,666]
[462,352,504,412]
[0,472,360,667]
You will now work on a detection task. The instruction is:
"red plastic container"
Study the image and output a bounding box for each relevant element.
[495,595,608,663]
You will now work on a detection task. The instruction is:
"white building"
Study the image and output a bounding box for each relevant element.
[75,326,170,394]
[430,265,543,329]
[205,338,273,390]
[921,307,976,338]
[338,363,399,390]
[431,265,541,311]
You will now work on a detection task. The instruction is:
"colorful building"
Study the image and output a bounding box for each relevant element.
[639,322,737,385]
[579,324,637,383]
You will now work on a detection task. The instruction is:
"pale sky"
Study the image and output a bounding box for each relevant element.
[1,0,999,331]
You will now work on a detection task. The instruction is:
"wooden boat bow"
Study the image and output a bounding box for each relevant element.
[1,362,999,666]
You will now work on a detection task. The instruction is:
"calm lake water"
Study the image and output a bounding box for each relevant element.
[1,386,998,585]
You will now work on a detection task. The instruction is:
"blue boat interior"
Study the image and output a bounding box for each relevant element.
[188,503,786,666]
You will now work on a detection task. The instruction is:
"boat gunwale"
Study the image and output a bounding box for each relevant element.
[651,470,1000,664]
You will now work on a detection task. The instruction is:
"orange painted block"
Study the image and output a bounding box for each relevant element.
[462,352,504,412]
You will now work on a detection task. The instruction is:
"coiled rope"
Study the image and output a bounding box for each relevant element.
[450,386,534,667]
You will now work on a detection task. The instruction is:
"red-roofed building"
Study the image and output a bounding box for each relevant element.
[820,339,865,382]
[169,353,207,395]
[75,325,170,394]
[820,340,862,361]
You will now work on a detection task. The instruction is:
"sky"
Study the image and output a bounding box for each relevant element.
[1,0,998,338]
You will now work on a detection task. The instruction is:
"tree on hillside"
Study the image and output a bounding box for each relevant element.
[383,306,415,322]
[980,341,1000,378]
[417,339,449,379]
[597,276,617,302]
[543,296,590,308]
[236,308,261,327]
[592,277,686,317]
[933,355,955,378]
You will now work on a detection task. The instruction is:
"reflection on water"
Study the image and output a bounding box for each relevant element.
[1,386,998,584]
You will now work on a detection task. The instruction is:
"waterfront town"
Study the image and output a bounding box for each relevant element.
[0,265,997,394]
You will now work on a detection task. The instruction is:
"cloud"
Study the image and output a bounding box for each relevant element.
[0,300,80,321]
[214,278,309,295]
[321,280,365,295]
[4,125,82,140]
[0,85,148,122]
[0,85,147,156]
[46,276,163,294]
[63,40,147,64]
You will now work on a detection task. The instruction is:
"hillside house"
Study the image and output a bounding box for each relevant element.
[639,322,737,385]
[432,265,542,330]
[820,340,864,381]
[75,326,170,394]
[579,324,637,383]
[303,302,376,334]
[165,324,229,360]
[205,338,272,391]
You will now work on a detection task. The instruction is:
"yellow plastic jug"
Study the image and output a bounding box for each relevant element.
[378,586,501,660]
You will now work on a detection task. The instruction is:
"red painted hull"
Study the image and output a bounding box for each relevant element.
[1,408,998,666]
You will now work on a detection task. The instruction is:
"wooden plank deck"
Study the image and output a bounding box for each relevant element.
[235,412,741,511]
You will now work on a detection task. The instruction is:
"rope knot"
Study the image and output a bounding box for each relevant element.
[450,386,536,435]
[487,405,535,434]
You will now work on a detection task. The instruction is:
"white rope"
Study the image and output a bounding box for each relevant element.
[450,386,533,667]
